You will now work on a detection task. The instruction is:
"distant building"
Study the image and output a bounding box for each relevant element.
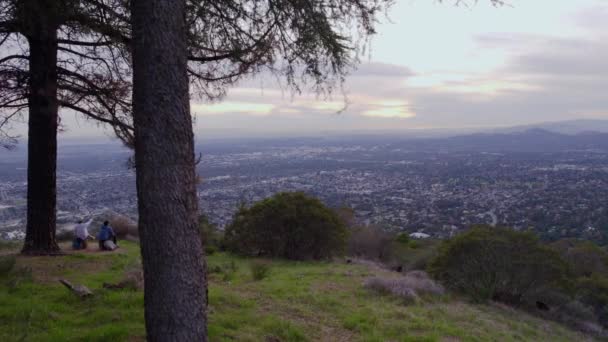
[410,232,431,239]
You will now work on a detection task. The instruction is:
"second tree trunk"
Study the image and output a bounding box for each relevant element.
[131,0,208,340]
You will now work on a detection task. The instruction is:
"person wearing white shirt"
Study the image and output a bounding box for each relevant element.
[73,218,94,250]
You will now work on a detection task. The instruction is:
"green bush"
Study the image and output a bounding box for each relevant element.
[224,192,347,260]
[216,261,239,282]
[347,225,394,261]
[208,264,223,274]
[551,239,608,277]
[204,246,217,255]
[575,274,608,326]
[250,260,271,281]
[429,226,568,304]
[0,255,16,276]
[403,244,439,271]
[395,233,410,245]
[199,214,223,250]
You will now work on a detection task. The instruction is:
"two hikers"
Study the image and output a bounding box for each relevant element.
[72,218,94,250]
[72,219,118,251]
[97,220,118,251]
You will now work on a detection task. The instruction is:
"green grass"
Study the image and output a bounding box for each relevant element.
[0,241,596,341]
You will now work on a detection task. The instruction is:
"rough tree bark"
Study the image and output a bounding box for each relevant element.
[21,1,60,255]
[131,0,207,340]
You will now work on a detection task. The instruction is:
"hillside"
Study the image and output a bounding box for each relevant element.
[0,242,596,342]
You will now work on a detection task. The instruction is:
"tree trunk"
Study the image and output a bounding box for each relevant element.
[131,0,207,340]
[21,1,60,255]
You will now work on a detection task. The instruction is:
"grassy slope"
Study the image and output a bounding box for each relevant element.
[0,241,595,342]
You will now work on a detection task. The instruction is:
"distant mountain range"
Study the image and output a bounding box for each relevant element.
[491,119,608,135]
[4,119,608,156]
[394,127,608,153]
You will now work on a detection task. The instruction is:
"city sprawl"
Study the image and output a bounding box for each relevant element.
[1,131,608,242]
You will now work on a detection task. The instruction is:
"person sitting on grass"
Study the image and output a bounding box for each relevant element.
[72,218,94,250]
[97,220,118,251]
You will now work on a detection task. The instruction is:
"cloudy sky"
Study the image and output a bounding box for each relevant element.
[43,0,608,139]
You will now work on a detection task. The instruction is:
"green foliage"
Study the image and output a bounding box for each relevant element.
[551,239,608,277]
[429,226,568,304]
[0,241,590,342]
[549,239,608,328]
[333,206,356,228]
[261,318,307,342]
[199,214,223,251]
[401,243,440,272]
[347,225,394,261]
[0,240,18,251]
[250,260,271,281]
[208,259,240,282]
[204,246,218,255]
[224,192,347,260]
[575,274,608,326]
[395,233,410,245]
[0,255,16,276]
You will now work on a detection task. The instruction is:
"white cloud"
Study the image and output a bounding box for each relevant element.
[361,100,415,119]
[25,0,608,141]
[192,102,275,116]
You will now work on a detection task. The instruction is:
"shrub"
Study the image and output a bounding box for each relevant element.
[208,264,222,274]
[551,239,608,277]
[364,277,419,304]
[364,271,444,304]
[0,240,17,250]
[402,271,445,296]
[204,246,217,255]
[199,214,223,251]
[395,233,410,245]
[429,226,568,304]
[250,260,271,281]
[109,214,138,238]
[0,255,16,276]
[385,238,440,272]
[347,225,394,261]
[224,192,347,260]
[401,241,440,272]
[218,261,238,282]
[575,274,608,327]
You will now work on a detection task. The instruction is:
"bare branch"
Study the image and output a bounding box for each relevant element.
[59,100,133,130]
[58,39,113,47]
[0,54,28,65]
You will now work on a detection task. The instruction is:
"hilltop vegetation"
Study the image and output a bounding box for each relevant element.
[224,192,347,260]
[0,241,594,342]
[3,192,608,340]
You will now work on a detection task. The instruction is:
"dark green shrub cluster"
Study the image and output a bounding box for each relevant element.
[199,214,224,253]
[429,226,568,304]
[250,260,271,281]
[224,192,347,260]
[208,260,238,282]
[0,255,16,276]
[347,225,395,261]
[551,239,608,328]
[346,225,439,272]
[423,227,608,334]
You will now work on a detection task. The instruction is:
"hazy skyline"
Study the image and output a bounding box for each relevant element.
[7,0,608,141]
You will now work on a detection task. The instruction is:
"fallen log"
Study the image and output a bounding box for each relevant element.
[59,279,93,298]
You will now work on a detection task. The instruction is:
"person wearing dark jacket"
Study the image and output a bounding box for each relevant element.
[97,221,117,250]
